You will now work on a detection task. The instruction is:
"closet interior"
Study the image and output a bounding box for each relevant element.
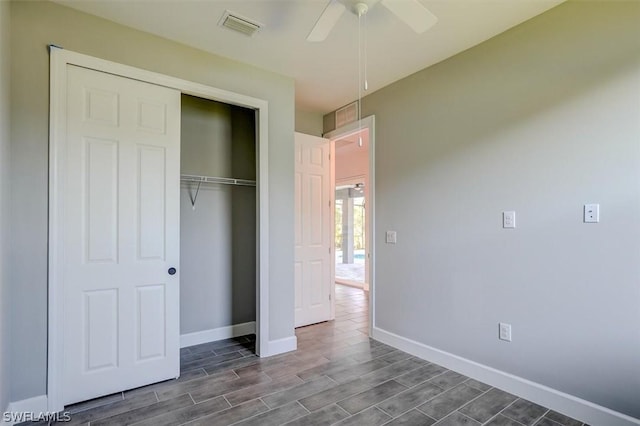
[180,94,257,354]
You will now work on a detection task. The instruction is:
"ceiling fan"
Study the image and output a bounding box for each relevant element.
[307,0,438,42]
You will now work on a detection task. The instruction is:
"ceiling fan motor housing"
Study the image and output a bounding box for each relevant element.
[353,2,369,16]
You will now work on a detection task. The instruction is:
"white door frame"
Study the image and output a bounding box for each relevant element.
[48,48,271,412]
[324,116,375,336]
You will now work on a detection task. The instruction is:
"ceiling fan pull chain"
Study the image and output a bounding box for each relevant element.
[364,11,368,92]
[358,11,362,119]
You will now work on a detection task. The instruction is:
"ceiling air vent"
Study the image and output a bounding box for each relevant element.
[218,11,263,37]
[335,101,358,128]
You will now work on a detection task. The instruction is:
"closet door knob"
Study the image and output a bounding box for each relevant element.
[168,267,177,275]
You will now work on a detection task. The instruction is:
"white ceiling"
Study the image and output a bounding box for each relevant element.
[54,0,564,113]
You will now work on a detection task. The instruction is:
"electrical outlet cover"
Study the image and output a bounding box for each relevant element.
[503,211,516,228]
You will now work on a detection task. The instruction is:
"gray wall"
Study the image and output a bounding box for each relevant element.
[9,0,294,402]
[0,0,11,413]
[295,109,323,137]
[180,96,256,334]
[329,0,640,418]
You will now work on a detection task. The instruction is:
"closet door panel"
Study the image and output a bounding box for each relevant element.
[137,145,167,261]
[62,64,181,405]
[84,137,119,264]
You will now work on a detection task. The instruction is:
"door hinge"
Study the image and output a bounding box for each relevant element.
[329,293,331,301]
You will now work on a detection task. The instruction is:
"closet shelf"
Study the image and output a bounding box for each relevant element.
[180,174,256,187]
[181,174,255,210]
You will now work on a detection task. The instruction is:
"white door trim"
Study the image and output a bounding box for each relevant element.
[48,48,271,412]
[324,115,375,337]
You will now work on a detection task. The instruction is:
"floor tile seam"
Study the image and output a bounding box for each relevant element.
[334,404,354,418]
[162,374,237,400]
[355,366,436,394]
[71,390,123,413]
[415,404,436,419]
[479,410,528,426]
[420,369,452,388]
[177,397,267,426]
[170,392,259,425]
[189,373,275,404]
[75,392,162,425]
[258,396,275,410]
[367,406,394,422]
[331,378,408,414]
[296,363,357,382]
[381,360,436,385]
[456,410,484,424]
[300,375,372,408]
[490,397,528,425]
[454,384,494,414]
[103,394,194,426]
[221,394,231,408]
[222,376,308,406]
[325,374,342,385]
[379,380,451,416]
[328,362,398,384]
[373,388,443,420]
[296,399,312,415]
[414,383,492,422]
[226,400,310,426]
[462,378,493,393]
[535,416,568,426]
[533,409,552,425]
[188,391,226,407]
[182,360,238,375]
[281,404,353,426]
[227,399,272,426]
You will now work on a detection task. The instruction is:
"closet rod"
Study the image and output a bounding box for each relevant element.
[180,174,256,187]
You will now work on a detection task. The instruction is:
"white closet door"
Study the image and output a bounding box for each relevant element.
[62,65,181,405]
[294,132,332,327]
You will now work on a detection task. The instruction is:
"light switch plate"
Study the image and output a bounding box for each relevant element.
[499,323,512,342]
[386,231,397,244]
[584,204,599,223]
[503,211,516,228]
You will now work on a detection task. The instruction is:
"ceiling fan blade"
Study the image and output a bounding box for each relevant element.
[381,0,438,34]
[307,0,346,42]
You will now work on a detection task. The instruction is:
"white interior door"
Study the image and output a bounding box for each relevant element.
[62,65,181,405]
[294,132,333,327]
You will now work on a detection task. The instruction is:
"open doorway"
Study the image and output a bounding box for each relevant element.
[335,183,366,286]
[333,128,370,291]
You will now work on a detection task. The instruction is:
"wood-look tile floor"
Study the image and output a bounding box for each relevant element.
[24,285,589,426]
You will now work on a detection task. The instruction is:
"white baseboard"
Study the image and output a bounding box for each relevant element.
[2,395,48,426]
[372,327,640,426]
[180,322,256,348]
[258,335,297,358]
